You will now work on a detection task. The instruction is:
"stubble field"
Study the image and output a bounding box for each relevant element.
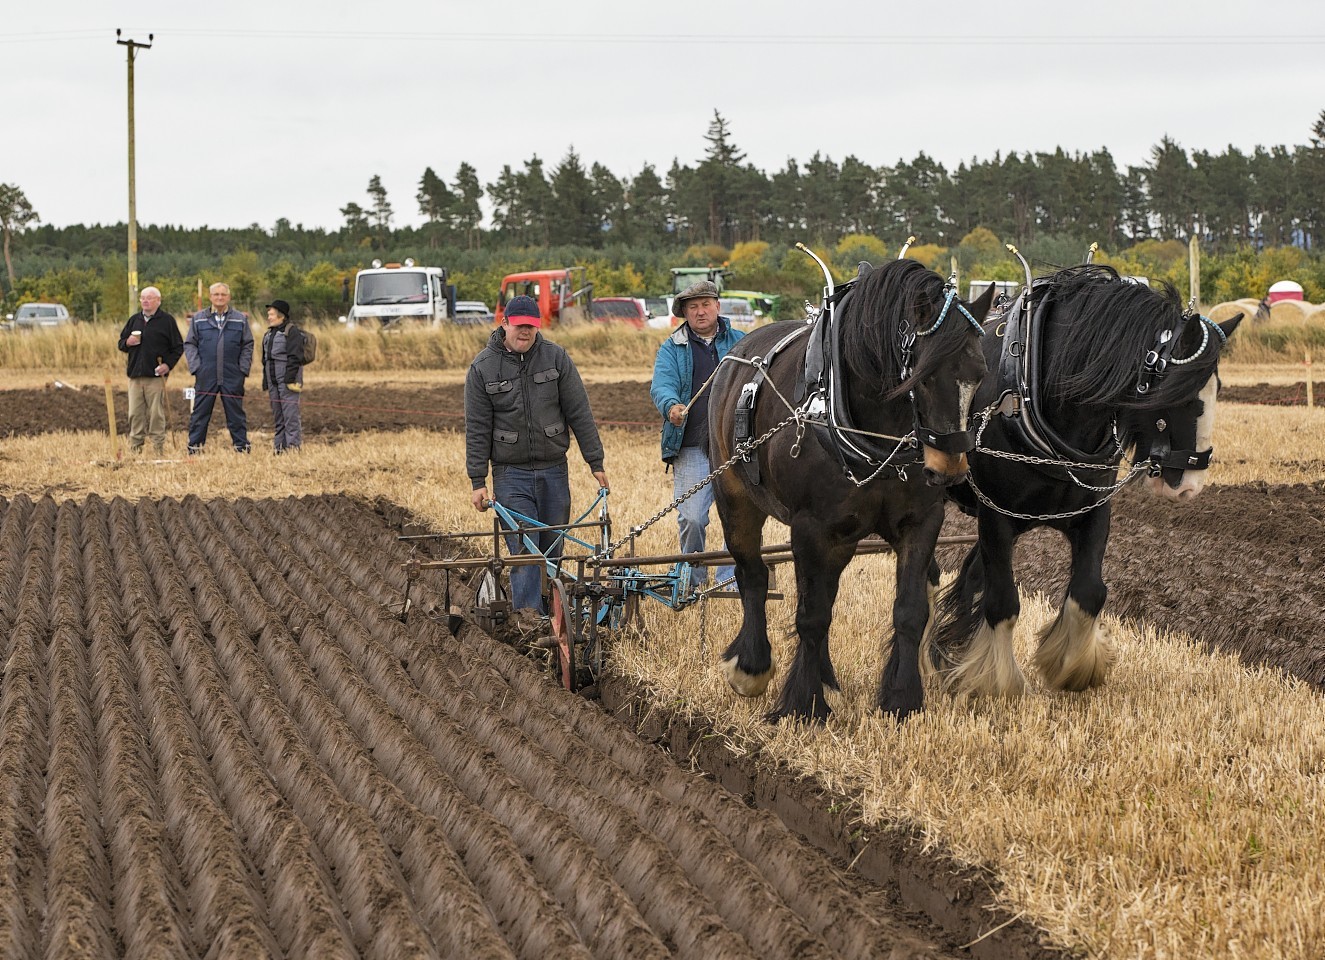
[1,362,1323,959]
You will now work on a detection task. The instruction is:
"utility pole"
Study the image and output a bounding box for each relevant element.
[117,29,152,316]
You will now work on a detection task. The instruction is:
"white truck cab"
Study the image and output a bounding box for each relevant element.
[341,259,454,329]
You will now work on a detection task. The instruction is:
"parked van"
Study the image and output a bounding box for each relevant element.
[340,260,455,329]
[5,302,74,330]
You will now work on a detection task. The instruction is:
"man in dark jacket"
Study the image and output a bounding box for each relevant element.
[183,281,254,454]
[465,294,609,612]
[260,298,306,454]
[117,285,184,456]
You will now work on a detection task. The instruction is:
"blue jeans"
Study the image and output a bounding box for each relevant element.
[493,462,571,613]
[672,445,734,588]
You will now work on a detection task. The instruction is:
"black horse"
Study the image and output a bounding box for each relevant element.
[930,265,1240,698]
[708,258,994,722]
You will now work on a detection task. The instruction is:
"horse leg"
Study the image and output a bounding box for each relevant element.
[716,475,775,697]
[1034,507,1116,691]
[767,521,856,723]
[937,511,1026,698]
[879,512,945,719]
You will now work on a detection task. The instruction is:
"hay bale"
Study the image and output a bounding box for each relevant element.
[1269,299,1311,325]
[1209,299,1257,323]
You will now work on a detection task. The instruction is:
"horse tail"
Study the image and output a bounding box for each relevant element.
[926,544,986,672]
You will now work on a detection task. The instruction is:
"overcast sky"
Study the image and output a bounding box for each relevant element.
[7,0,1323,232]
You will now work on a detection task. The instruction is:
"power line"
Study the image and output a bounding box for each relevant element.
[3,28,1325,46]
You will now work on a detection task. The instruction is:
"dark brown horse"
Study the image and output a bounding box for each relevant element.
[708,259,994,722]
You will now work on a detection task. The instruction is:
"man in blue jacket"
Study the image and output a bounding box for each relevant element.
[184,281,254,454]
[649,280,744,589]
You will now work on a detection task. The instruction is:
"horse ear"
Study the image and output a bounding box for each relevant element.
[1217,314,1242,340]
[969,280,997,319]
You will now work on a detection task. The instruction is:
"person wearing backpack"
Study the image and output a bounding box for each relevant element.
[260,299,309,453]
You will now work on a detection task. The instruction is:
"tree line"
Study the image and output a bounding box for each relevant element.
[3,110,1324,321]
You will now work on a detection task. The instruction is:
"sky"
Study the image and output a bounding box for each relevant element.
[6,0,1324,233]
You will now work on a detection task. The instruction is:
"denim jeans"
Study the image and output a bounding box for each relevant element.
[672,445,734,588]
[493,462,571,613]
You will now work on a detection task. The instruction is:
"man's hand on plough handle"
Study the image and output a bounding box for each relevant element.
[472,468,609,513]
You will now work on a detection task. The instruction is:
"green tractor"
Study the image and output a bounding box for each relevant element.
[667,267,782,326]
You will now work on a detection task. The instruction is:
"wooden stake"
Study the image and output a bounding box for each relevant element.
[104,378,120,460]
[1307,350,1314,409]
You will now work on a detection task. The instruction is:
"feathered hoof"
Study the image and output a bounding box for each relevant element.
[765,698,831,725]
[721,654,775,697]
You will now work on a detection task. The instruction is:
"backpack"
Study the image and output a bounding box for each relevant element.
[292,324,317,364]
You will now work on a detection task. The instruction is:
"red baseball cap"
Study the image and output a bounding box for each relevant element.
[505,295,542,326]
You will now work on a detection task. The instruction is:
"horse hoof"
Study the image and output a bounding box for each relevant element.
[721,655,775,697]
[765,700,831,725]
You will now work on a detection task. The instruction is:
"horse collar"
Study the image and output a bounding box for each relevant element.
[991,285,1121,472]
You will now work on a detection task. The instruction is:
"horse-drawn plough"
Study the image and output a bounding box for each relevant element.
[399,488,976,692]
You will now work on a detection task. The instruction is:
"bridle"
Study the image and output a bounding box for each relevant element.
[900,282,986,455]
[1135,305,1227,476]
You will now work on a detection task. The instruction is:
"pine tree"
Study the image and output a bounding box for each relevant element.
[0,183,39,289]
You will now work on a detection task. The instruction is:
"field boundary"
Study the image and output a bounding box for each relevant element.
[598,674,1068,960]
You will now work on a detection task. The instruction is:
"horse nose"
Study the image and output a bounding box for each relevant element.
[922,448,968,485]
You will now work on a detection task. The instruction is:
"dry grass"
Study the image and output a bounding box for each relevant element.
[1,385,1323,959]
[0,320,665,375]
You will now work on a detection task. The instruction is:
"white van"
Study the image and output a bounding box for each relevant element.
[341,260,454,329]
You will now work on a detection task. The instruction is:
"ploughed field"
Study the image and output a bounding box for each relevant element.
[0,493,966,960]
[0,380,1317,440]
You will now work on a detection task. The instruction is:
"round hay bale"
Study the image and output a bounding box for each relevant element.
[1270,299,1311,325]
[1209,300,1255,323]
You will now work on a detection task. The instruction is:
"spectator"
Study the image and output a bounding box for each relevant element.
[650,280,745,589]
[465,294,608,612]
[117,286,183,456]
[184,282,253,454]
[260,298,307,454]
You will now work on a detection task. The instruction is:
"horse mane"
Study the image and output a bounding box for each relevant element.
[1039,265,1220,411]
[839,258,971,399]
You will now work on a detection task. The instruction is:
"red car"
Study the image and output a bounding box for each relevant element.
[590,297,647,330]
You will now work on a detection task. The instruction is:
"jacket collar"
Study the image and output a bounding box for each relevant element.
[667,316,730,346]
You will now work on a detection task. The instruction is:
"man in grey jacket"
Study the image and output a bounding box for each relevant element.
[465,294,609,612]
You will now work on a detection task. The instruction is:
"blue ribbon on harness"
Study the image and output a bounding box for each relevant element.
[917,287,985,338]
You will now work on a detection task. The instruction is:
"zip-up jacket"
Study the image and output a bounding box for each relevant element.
[465,327,604,488]
[184,308,254,392]
[117,310,183,378]
[649,316,744,462]
[261,321,307,390]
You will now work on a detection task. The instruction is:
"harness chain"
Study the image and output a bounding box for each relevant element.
[595,412,800,559]
[967,403,1149,521]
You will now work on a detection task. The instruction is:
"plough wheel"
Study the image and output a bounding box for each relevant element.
[548,578,575,691]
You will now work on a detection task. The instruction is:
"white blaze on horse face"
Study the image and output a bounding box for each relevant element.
[958,380,978,427]
[1146,373,1217,501]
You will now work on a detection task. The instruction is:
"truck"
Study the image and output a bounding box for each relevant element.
[495,267,593,326]
[340,259,456,329]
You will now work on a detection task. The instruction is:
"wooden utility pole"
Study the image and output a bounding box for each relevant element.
[117,30,153,316]
[1188,236,1201,311]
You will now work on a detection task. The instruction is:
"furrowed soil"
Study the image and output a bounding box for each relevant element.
[0,493,982,960]
[0,379,1320,440]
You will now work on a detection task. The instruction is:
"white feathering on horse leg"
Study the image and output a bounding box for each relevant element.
[943,616,1025,698]
[1034,597,1115,691]
[721,655,776,697]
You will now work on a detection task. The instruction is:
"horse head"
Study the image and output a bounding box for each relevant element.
[900,281,995,486]
[1129,311,1241,501]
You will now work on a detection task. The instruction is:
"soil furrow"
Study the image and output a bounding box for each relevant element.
[256,498,890,960]
[113,505,282,957]
[0,497,56,960]
[106,497,357,960]
[194,498,612,959]
[148,498,440,960]
[84,498,194,958]
[41,501,115,957]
